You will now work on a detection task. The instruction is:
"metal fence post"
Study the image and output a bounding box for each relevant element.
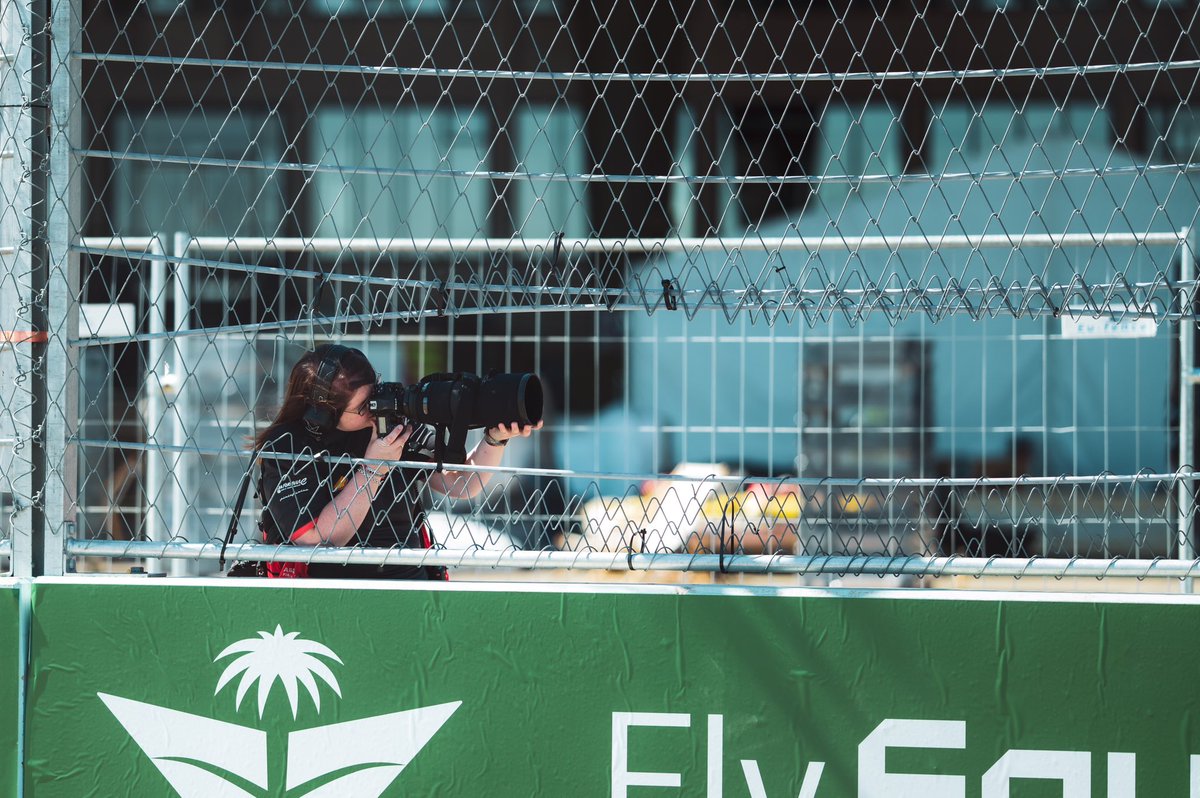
[169,231,192,576]
[38,0,79,575]
[144,236,166,574]
[1180,227,1196,593]
[0,0,34,576]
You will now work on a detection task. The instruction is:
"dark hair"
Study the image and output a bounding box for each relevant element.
[253,345,376,449]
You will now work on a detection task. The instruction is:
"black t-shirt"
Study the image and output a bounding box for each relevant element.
[257,421,441,580]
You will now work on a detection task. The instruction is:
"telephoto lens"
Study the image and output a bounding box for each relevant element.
[407,372,542,429]
[473,372,543,428]
[369,372,543,433]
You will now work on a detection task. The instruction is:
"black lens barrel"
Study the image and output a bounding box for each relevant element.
[374,372,543,430]
[474,372,543,428]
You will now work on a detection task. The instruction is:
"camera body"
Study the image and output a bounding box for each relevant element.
[368,381,412,436]
[368,372,543,462]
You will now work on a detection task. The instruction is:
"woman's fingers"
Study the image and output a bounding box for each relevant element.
[498,420,543,438]
[398,428,413,447]
[516,420,542,436]
[485,420,543,443]
[365,422,412,463]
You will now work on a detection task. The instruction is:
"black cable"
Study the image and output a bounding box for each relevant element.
[718,494,733,574]
[218,450,258,571]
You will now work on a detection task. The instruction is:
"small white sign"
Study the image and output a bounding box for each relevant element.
[79,303,135,339]
[1060,315,1157,340]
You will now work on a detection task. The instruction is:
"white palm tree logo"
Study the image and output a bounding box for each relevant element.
[100,625,461,797]
[214,625,342,718]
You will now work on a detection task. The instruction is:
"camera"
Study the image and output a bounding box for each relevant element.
[368,382,412,435]
[368,372,544,463]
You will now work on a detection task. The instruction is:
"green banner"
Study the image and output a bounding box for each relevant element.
[22,581,1200,796]
[0,581,20,798]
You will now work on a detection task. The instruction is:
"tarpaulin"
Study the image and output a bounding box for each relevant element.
[0,581,18,797]
[22,579,1200,796]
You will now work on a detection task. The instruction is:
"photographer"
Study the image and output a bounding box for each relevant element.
[253,344,541,579]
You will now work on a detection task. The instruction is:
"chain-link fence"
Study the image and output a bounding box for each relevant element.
[3,0,1200,584]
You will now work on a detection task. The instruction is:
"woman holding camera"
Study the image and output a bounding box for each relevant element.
[253,344,540,579]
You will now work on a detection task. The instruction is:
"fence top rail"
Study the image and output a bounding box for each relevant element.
[79,231,1188,257]
[73,149,1200,184]
[72,50,1200,84]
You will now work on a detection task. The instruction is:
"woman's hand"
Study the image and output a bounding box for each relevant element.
[487,420,544,444]
[301,423,412,547]
[363,423,412,467]
[427,420,542,499]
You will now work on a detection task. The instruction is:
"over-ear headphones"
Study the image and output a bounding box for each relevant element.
[302,344,352,438]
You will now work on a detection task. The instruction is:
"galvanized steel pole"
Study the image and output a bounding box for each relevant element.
[40,0,81,576]
[1179,228,1196,594]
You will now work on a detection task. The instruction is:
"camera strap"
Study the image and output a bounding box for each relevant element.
[419,372,478,469]
[218,448,259,571]
[432,401,470,469]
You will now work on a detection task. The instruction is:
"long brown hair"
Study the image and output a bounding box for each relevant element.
[253,345,377,449]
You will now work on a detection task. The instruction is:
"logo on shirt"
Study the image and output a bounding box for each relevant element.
[275,476,310,502]
[99,625,460,797]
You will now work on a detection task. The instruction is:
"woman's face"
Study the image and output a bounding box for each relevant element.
[336,384,375,432]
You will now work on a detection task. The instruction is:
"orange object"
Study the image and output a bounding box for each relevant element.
[0,331,48,344]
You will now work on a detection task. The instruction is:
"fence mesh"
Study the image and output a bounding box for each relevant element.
[7,0,1200,582]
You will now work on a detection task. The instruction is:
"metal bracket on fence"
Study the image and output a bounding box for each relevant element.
[549,231,564,283]
[431,279,448,317]
[309,256,332,312]
[662,279,679,311]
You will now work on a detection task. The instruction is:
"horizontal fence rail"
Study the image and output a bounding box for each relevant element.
[72,232,1196,339]
[72,51,1200,83]
[73,149,1200,184]
[63,539,1200,581]
[79,232,1189,255]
